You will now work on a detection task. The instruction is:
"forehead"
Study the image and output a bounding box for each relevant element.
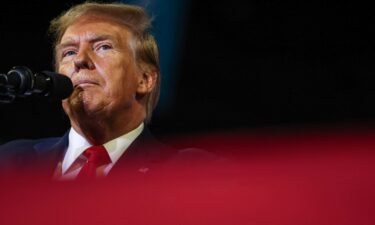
[60,15,134,44]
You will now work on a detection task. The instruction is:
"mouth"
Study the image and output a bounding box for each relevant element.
[73,80,99,88]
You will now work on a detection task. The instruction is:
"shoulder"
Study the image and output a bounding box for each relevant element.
[174,147,223,162]
[144,146,231,179]
[0,137,61,169]
[0,139,42,155]
[0,137,60,154]
[164,147,229,170]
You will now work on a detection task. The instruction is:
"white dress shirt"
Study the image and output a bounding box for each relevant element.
[59,123,144,180]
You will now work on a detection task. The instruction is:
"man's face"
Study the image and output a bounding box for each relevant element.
[57,16,142,118]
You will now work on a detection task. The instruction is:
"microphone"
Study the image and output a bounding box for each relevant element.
[0,66,73,103]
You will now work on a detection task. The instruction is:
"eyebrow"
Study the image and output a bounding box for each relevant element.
[56,34,116,51]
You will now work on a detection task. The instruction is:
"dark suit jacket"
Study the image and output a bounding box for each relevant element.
[0,128,220,179]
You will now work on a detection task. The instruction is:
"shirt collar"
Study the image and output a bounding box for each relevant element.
[62,123,144,174]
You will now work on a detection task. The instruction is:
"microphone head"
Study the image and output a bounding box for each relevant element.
[41,71,73,100]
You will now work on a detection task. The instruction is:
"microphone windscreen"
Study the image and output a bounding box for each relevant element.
[42,71,73,100]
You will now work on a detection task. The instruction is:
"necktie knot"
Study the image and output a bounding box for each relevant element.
[83,145,111,166]
[77,145,111,179]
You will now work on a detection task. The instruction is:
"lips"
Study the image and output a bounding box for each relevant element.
[73,79,99,88]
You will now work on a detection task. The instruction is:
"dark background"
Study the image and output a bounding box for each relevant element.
[1,0,375,143]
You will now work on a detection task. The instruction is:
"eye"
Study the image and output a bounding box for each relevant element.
[62,50,77,58]
[96,44,113,51]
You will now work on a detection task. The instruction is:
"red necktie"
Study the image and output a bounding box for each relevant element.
[77,145,111,179]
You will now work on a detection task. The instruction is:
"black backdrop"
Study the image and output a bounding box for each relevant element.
[1,0,375,142]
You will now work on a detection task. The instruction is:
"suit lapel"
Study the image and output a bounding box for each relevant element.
[33,132,69,177]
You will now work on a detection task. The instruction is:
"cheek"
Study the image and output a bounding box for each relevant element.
[104,76,134,100]
[58,64,73,77]
[98,58,139,96]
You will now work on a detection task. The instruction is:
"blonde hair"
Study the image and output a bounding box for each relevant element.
[49,1,160,123]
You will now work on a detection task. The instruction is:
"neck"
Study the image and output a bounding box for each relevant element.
[70,109,145,145]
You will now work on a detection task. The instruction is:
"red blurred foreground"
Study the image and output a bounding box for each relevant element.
[1,127,375,225]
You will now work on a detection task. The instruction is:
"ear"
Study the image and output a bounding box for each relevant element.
[137,69,158,95]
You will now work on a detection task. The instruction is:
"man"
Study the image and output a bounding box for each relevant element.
[0,2,215,180]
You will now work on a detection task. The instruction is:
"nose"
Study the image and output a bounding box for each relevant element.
[73,48,95,72]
